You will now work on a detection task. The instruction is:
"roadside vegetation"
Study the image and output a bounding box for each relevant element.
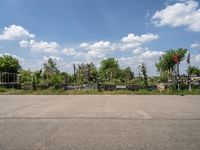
[0,48,200,95]
[0,87,200,95]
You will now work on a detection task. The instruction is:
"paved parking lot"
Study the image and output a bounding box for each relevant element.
[0,95,200,150]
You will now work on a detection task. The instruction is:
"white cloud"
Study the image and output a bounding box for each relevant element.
[132,47,149,55]
[62,48,78,56]
[152,0,200,32]
[19,40,60,53]
[14,32,160,75]
[79,43,89,48]
[191,43,200,48]
[85,41,115,58]
[87,50,106,59]
[43,56,63,62]
[118,57,135,66]
[91,41,114,50]
[0,24,35,40]
[42,56,82,72]
[118,48,164,75]
[139,50,164,59]
[121,33,158,50]
[132,48,142,55]
[194,54,200,62]
[19,40,29,47]
[80,41,115,51]
[0,53,25,63]
[72,40,116,59]
[62,46,106,59]
[122,33,158,43]
[75,33,159,60]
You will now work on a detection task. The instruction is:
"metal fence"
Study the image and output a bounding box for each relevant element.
[0,72,20,85]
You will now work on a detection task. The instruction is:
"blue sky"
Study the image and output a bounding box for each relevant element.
[0,0,200,75]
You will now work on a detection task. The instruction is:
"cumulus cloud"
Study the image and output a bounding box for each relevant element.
[80,40,115,50]
[0,24,35,40]
[43,56,63,62]
[90,41,114,50]
[118,47,164,75]
[194,54,200,62]
[191,42,200,48]
[132,47,152,55]
[79,43,89,48]
[13,31,159,75]
[79,41,116,59]
[122,33,158,43]
[0,53,26,63]
[63,40,116,60]
[139,50,164,59]
[152,0,200,32]
[121,33,158,50]
[19,40,60,53]
[62,48,78,56]
[73,33,159,60]
[132,48,143,55]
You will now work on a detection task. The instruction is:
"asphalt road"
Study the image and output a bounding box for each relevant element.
[0,95,200,150]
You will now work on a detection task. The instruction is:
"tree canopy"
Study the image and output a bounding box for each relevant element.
[120,67,134,83]
[156,48,187,74]
[0,55,21,73]
[99,58,121,81]
[188,66,200,76]
[139,63,148,88]
[76,63,98,84]
[43,58,59,75]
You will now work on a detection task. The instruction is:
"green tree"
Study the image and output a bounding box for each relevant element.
[43,58,59,75]
[120,67,134,83]
[87,63,98,83]
[76,64,86,84]
[76,63,98,84]
[139,63,148,88]
[43,58,59,86]
[158,71,168,83]
[156,48,187,75]
[99,58,120,82]
[32,70,43,90]
[187,66,200,76]
[20,70,32,84]
[72,63,77,83]
[0,55,21,73]
[51,73,63,89]
[60,72,72,84]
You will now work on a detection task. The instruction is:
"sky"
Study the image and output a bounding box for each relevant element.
[0,0,200,75]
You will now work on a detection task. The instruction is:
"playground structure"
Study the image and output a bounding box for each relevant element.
[0,72,20,86]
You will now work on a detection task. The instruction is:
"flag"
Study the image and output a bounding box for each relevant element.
[173,54,179,64]
[187,52,190,64]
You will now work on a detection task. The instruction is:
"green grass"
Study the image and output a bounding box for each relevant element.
[0,87,200,95]
[0,87,7,93]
